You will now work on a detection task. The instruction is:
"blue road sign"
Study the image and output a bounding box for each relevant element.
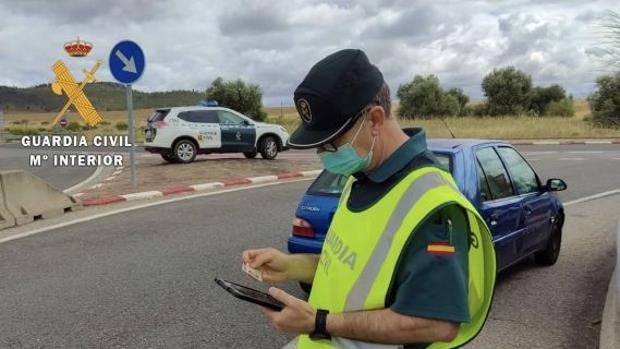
[109,40,145,84]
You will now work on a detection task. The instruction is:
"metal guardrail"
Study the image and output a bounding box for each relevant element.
[599,218,620,349]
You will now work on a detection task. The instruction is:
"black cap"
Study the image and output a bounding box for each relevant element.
[287,49,384,149]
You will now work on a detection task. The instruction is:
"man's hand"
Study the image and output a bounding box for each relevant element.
[241,248,292,283]
[241,248,319,284]
[260,287,316,334]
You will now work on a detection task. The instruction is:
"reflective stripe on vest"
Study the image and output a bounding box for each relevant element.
[290,167,496,349]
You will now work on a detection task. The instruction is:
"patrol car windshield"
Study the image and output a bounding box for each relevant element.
[148,109,169,122]
[309,153,452,195]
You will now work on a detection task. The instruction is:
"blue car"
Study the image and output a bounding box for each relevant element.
[287,138,567,275]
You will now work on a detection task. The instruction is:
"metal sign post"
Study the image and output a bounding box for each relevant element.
[0,110,4,143]
[126,85,136,188]
[109,40,145,191]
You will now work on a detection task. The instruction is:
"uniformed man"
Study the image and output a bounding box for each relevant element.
[242,49,496,348]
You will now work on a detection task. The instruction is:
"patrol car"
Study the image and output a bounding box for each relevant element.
[144,106,290,163]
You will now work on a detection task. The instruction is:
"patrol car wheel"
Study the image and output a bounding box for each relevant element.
[259,136,278,160]
[243,151,257,159]
[535,222,562,266]
[173,139,197,163]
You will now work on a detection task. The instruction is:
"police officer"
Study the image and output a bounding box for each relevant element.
[242,49,496,349]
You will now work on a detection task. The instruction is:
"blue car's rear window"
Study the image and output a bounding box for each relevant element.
[308,171,348,195]
[308,153,452,195]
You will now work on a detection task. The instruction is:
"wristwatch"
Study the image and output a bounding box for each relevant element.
[309,309,331,340]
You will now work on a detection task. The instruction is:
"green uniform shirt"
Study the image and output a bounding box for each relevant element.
[348,128,469,349]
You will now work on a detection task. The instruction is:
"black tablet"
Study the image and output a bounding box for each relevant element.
[214,278,284,311]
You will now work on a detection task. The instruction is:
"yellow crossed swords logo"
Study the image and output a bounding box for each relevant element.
[51,59,103,126]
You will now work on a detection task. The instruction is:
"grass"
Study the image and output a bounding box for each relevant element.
[264,99,620,139]
[2,100,618,140]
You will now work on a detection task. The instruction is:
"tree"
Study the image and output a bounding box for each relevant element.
[397,75,463,118]
[447,88,469,116]
[588,72,620,128]
[447,88,469,109]
[529,84,567,116]
[206,77,267,121]
[482,66,532,115]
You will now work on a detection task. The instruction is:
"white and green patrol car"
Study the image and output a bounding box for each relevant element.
[144,106,290,163]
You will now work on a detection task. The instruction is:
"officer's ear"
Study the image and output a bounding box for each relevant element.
[368,105,385,135]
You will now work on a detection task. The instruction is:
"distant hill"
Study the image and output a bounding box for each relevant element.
[0,82,205,112]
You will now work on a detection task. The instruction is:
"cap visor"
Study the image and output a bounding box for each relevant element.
[286,118,355,149]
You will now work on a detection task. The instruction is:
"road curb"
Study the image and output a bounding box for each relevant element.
[78,170,322,206]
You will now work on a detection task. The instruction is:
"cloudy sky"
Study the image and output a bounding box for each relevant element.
[0,0,618,105]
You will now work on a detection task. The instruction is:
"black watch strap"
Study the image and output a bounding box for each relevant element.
[310,309,331,340]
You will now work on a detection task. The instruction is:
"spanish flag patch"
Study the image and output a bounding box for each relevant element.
[426,242,455,256]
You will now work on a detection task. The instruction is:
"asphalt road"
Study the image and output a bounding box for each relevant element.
[0,145,618,348]
[0,144,98,190]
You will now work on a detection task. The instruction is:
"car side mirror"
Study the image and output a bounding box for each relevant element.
[242,120,251,126]
[545,178,567,192]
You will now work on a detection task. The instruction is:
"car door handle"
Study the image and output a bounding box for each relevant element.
[488,212,500,226]
[524,205,533,216]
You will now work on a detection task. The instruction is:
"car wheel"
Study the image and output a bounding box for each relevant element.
[535,222,562,266]
[173,139,197,163]
[259,136,278,160]
[243,151,257,159]
[299,282,312,294]
[161,152,176,163]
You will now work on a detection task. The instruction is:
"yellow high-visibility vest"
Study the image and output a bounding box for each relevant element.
[287,167,496,349]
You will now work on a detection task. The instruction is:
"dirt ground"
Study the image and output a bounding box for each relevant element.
[80,153,322,198]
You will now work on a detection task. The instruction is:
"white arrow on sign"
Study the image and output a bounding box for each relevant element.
[115,50,137,73]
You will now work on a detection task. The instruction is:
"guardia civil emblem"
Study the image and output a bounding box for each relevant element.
[297,98,312,124]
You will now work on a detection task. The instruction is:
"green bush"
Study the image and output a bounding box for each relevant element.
[545,99,575,117]
[100,120,111,126]
[66,121,81,132]
[10,121,21,125]
[397,75,463,118]
[471,103,489,117]
[115,121,128,131]
[41,121,50,125]
[20,119,29,125]
[482,66,532,115]
[529,85,566,115]
[8,127,40,135]
[38,127,47,132]
[588,72,620,128]
[206,77,267,121]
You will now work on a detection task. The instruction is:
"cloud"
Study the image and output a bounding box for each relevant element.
[0,0,618,104]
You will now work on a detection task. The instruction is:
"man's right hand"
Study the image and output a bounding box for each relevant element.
[242,248,292,283]
[241,248,319,284]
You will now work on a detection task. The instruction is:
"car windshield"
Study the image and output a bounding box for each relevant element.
[308,152,452,195]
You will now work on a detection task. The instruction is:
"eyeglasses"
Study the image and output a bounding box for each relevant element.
[317,104,378,153]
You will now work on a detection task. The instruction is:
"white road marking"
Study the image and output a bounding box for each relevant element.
[564,189,620,206]
[522,151,559,155]
[0,178,315,245]
[63,165,104,194]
